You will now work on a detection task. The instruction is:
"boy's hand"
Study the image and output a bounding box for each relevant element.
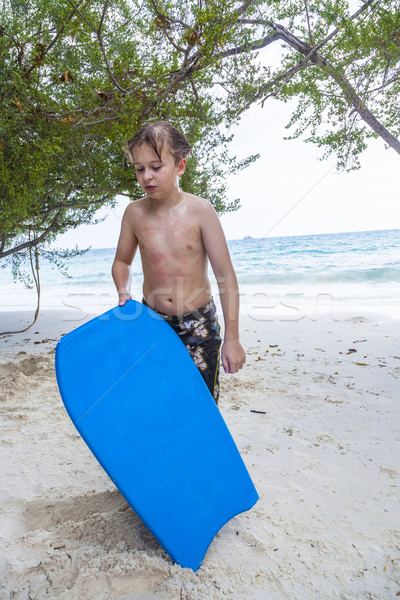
[221,339,246,374]
[118,293,132,306]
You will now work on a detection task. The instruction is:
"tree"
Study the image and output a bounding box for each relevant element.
[0,0,256,267]
[1,0,399,267]
[237,0,400,169]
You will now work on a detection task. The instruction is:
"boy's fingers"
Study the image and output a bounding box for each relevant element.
[222,342,246,375]
[221,355,230,373]
[118,294,132,306]
[224,355,245,374]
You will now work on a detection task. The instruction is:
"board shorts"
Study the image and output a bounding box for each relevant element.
[142,298,222,404]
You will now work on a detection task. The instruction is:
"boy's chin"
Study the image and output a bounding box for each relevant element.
[146,185,163,195]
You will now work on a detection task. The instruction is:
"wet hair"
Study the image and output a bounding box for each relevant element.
[124,121,192,166]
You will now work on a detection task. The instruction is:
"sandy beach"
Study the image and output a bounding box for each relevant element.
[0,307,399,599]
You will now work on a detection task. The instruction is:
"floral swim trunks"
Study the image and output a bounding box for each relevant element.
[142,298,222,404]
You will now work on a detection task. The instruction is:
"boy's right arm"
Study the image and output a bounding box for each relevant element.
[111,206,138,306]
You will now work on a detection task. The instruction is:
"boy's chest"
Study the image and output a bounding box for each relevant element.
[136,219,203,259]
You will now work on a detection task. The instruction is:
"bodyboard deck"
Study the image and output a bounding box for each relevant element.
[55,300,258,570]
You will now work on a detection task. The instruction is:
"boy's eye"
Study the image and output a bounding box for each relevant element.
[135,166,161,172]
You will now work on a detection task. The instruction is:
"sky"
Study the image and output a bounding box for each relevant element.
[54,98,400,249]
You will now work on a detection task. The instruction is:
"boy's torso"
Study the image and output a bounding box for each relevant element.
[127,194,212,315]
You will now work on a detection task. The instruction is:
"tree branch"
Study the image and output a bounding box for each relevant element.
[236,0,257,17]
[309,0,375,57]
[139,48,201,120]
[239,0,376,56]
[189,76,210,122]
[162,28,187,53]
[304,0,315,47]
[150,0,192,31]
[98,0,110,35]
[0,210,64,259]
[66,0,127,93]
[0,234,41,335]
[37,194,113,218]
[24,3,83,77]
[214,31,278,60]
[260,62,310,105]
[79,116,119,126]
[272,23,400,154]
[368,67,400,94]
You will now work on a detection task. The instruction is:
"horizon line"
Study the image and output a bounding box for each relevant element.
[86,227,399,251]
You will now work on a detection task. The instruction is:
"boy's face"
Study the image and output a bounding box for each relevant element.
[132,143,186,200]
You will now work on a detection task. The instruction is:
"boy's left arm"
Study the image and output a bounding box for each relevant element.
[200,202,246,374]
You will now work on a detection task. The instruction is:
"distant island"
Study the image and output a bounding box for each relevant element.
[243,235,253,240]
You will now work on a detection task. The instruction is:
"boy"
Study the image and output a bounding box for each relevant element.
[112,121,245,403]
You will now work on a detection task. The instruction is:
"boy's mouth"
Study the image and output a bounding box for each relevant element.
[145,185,156,191]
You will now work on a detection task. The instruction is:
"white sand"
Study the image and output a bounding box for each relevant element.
[0,308,399,599]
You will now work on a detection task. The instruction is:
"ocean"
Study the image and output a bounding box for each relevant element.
[1,229,399,321]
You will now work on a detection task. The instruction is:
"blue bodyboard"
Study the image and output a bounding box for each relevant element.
[55,300,258,570]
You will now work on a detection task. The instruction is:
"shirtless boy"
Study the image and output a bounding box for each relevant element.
[112,121,245,404]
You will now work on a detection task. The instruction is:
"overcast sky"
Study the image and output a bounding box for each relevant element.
[55,98,400,249]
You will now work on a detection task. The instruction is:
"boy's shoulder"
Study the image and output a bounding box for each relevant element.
[182,195,220,230]
[123,196,149,220]
[127,196,149,210]
[184,193,216,214]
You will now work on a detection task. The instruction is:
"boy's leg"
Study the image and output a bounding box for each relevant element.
[171,300,222,404]
[185,334,222,404]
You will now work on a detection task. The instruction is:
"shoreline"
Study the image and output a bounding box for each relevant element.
[1,303,399,357]
[1,307,399,598]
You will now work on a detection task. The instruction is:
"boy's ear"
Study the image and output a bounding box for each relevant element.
[177,157,186,177]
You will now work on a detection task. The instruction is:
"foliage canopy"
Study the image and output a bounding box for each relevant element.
[1,0,399,266]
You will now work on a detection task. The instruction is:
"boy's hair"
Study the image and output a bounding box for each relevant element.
[124,121,192,166]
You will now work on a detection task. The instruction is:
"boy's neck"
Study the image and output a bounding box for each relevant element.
[149,189,184,210]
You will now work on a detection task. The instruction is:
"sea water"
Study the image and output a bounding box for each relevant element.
[1,229,399,321]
